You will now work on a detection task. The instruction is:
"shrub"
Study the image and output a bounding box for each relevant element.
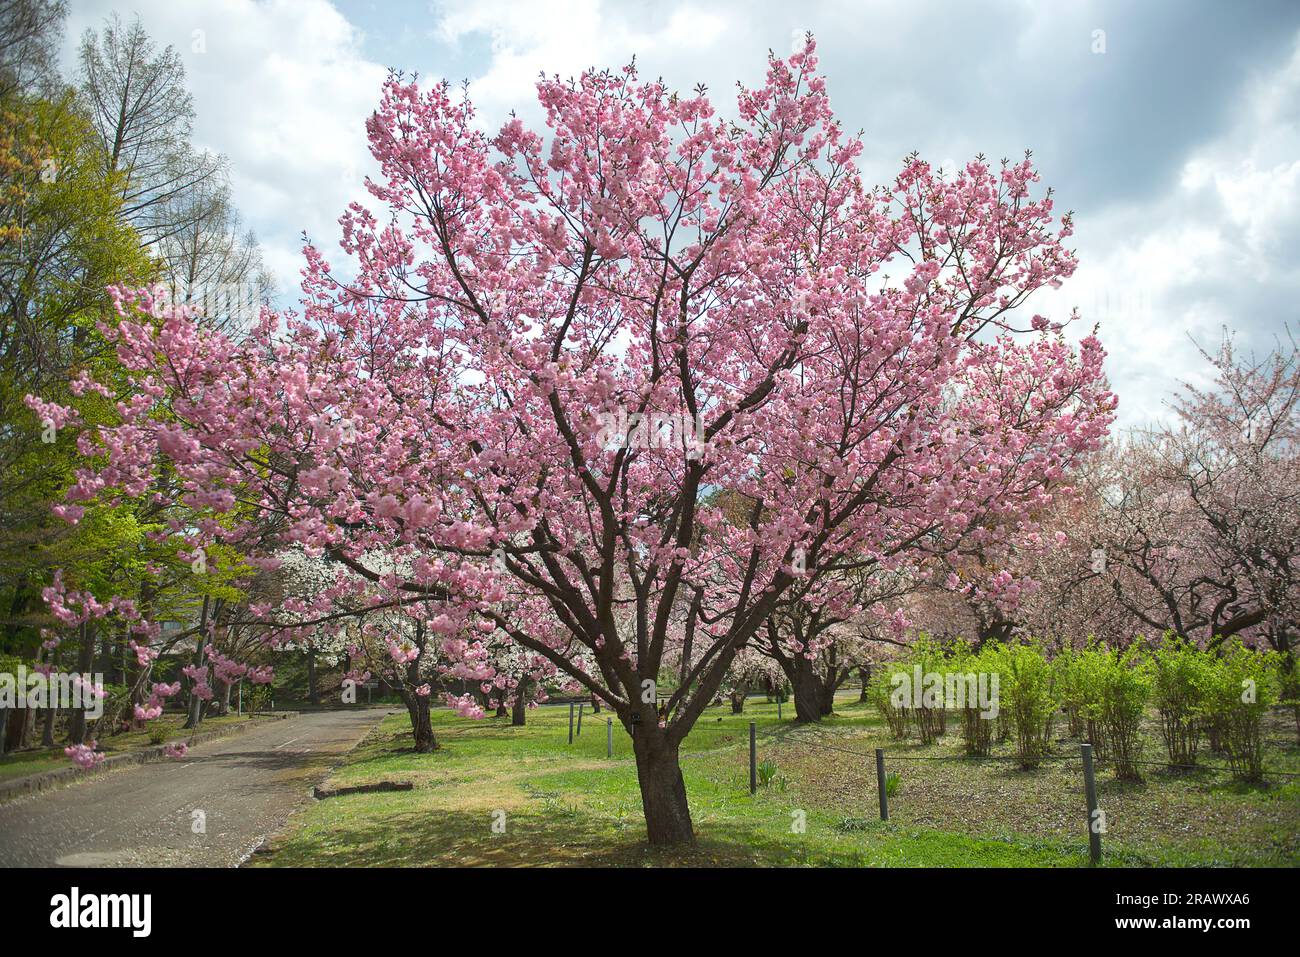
[868,666,910,739]
[989,641,1056,769]
[246,685,273,713]
[1151,635,1212,767]
[1061,642,1110,758]
[1202,640,1280,783]
[1098,643,1151,781]
[1280,664,1300,746]
[953,644,994,757]
[87,682,132,740]
[1053,646,1086,738]
[905,634,948,745]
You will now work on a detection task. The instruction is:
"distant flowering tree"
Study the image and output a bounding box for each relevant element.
[1086,335,1299,660]
[758,569,911,722]
[481,639,567,725]
[34,41,1113,844]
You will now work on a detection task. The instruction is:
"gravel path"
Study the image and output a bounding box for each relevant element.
[0,708,397,867]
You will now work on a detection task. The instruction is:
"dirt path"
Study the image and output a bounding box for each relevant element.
[0,708,398,867]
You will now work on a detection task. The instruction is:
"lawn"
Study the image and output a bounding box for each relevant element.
[0,711,263,784]
[250,694,1300,868]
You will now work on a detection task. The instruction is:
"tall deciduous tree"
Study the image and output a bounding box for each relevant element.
[39,43,1114,844]
[78,12,272,326]
[0,0,66,98]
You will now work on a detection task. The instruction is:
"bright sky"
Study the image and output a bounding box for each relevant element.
[57,0,1300,429]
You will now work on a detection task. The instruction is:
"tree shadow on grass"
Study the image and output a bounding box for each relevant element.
[254,801,790,867]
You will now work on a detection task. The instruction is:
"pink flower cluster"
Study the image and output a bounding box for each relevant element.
[134,680,181,722]
[444,693,485,719]
[181,663,214,701]
[65,741,105,769]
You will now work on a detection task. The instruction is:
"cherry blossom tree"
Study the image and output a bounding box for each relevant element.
[759,569,910,722]
[34,42,1113,843]
[1087,335,1299,659]
[904,490,1132,651]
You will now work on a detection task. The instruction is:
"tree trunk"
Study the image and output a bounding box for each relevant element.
[184,596,211,730]
[632,730,693,846]
[67,621,96,744]
[41,701,55,747]
[403,690,438,752]
[0,707,8,757]
[730,689,745,713]
[859,665,871,702]
[511,678,528,726]
[307,647,320,706]
[590,693,600,714]
[788,656,825,723]
[818,679,837,717]
[495,701,509,717]
[9,706,32,750]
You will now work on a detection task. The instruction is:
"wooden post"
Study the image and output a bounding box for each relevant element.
[777,698,782,720]
[577,703,584,737]
[568,701,575,744]
[875,748,889,821]
[749,721,757,795]
[1081,743,1102,865]
[606,717,613,758]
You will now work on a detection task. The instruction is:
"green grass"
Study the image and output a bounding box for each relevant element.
[0,712,261,783]
[250,695,1300,867]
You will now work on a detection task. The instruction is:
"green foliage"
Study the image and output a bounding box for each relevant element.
[952,643,994,757]
[867,664,909,739]
[988,640,1056,769]
[884,771,901,797]
[1096,643,1151,781]
[1052,645,1085,737]
[905,634,949,744]
[1201,640,1281,782]
[1055,641,1110,756]
[1151,635,1214,766]
[246,684,273,713]
[0,89,156,655]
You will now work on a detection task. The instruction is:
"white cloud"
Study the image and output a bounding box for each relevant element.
[61,0,388,298]
[1038,34,1300,429]
[432,0,729,121]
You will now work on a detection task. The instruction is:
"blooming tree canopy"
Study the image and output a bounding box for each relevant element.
[35,41,1114,843]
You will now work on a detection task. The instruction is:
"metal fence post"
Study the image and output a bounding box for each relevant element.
[577,703,584,737]
[749,721,757,795]
[876,748,889,821]
[606,717,613,758]
[1081,743,1103,864]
